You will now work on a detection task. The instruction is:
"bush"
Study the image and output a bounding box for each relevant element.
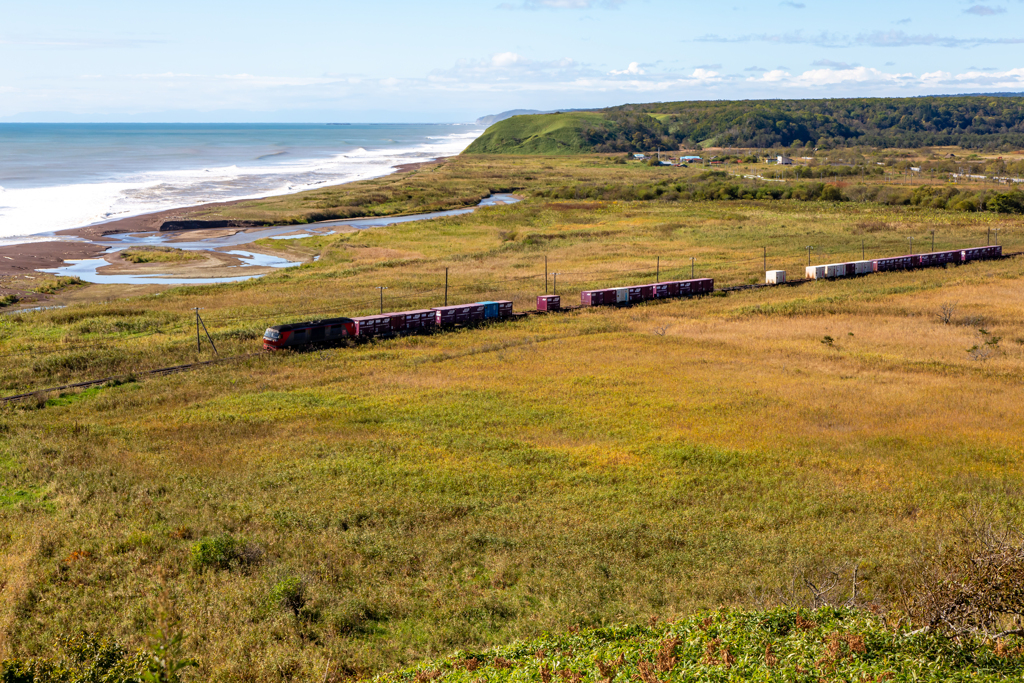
[820,184,843,202]
[269,577,307,615]
[189,535,262,573]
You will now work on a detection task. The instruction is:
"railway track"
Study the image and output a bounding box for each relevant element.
[3,250,1018,406]
[0,353,263,405]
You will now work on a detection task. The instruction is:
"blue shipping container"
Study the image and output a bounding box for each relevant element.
[480,302,500,318]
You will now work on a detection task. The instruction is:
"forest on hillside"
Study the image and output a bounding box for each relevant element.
[581,97,1024,151]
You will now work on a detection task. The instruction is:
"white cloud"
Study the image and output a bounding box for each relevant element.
[609,62,645,75]
[492,52,526,67]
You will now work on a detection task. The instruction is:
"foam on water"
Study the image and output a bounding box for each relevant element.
[0,125,483,240]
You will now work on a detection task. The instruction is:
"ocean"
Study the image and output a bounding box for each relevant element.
[0,123,483,242]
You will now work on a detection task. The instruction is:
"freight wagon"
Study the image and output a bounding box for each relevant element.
[580,278,712,307]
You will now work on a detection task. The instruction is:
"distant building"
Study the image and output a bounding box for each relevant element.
[633,153,646,159]
[777,155,795,165]
[680,155,702,162]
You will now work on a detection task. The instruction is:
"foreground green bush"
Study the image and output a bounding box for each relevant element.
[380,608,1024,683]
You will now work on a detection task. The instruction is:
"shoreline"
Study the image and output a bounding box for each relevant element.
[0,157,449,277]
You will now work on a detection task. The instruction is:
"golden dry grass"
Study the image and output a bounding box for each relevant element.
[0,155,1023,680]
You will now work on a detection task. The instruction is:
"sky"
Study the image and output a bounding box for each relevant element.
[2,0,1024,122]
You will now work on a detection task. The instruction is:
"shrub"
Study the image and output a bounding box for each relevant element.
[189,535,261,573]
[269,577,307,615]
[820,184,843,202]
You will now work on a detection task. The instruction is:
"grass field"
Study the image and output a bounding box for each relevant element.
[1,154,1023,681]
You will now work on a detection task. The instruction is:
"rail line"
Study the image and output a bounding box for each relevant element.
[0,353,263,405]
[3,250,1020,406]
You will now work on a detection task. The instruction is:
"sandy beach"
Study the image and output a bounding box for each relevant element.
[0,157,447,279]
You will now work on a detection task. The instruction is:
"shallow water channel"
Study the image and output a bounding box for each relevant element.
[39,194,519,285]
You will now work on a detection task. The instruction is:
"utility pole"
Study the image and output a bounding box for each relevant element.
[987,227,991,246]
[545,255,548,295]
[763,246,766,274]
[656,256,660,283]
[552,272,561,295]
[444,268,448,306]
[931,230,935,252]
[806,246,814,266]
[376,286,388,315]
[690,257,694,279]
[193,308,217,355]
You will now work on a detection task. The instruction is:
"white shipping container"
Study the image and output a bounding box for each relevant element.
[766,270,786,284]
[805,265,827,279]
[614,287,629,303]
[854,260,874,275]
[825,263,847,278]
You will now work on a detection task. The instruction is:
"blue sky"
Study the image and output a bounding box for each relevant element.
[2,0,1023,122]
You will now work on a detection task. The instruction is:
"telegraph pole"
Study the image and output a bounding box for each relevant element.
[690,257,694,279]
[545,255,548,295]
[762,246,766,273]
[552,272,561,295]
[193,308,217,355]
[931,230,935,252]
[806,246,814,266]
[376,286,388,314]
[444,268,448,306]
[656,256,660,283]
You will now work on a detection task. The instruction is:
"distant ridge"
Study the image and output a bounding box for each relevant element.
[475,108,592,126]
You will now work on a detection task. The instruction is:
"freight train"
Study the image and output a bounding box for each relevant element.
[263,245,1003,350]
[805,246,1001,280]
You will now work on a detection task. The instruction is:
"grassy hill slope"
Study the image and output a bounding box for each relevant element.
[463,96,1024,154]
[462,113,612,155]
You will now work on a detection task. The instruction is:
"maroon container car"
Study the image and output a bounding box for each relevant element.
[581,289,615,306]
[962,246,1002,262]
[352,315,393,337]
[537,295,561,312]
[874,255,918,272]
[633,285,655,302]
[391,309,436,331]
[432,303,486,326]
[677,278,714,295]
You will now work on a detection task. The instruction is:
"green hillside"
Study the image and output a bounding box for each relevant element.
[463,96,1024,154]
[462,112,611,154]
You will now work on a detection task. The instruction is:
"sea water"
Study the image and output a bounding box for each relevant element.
[0,123,483,241]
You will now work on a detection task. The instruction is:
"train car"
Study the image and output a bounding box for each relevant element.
[918,250,961,268]
[263,317,355,350]
[352,314,393,338]
[480,301,514,319]
[537,295,560,311]
[874,255,919,272]
[676,278,714,295]
[805,265,827,280]
[389,309,436,332]
[432,303,486,326]
[581,289,616,306]
[962,246,1002,262]
[634,285,656,302]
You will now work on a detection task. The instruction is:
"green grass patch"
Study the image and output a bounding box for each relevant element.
[382,608,1024,683]
[121,247,204,263]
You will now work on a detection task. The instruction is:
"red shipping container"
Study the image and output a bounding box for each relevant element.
[633,285,655,301]
[431,303,486,326]
[537,295,561,311]
[581,289,614,306]
[494,300,514,317]
[352,314,393,337]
